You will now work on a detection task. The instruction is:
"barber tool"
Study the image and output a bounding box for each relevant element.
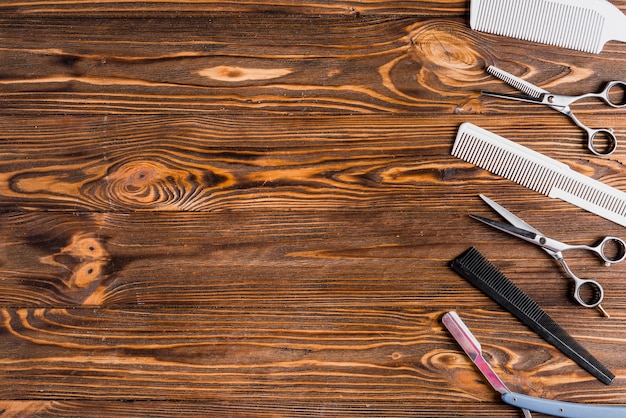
[471,194,626,316]
[442,311,626,417]
[482,65,626,155]
[450,247,614,385]
[451,122,626,227]
[469,0,626,54]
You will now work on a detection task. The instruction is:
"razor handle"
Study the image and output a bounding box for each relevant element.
[502,392,626,417]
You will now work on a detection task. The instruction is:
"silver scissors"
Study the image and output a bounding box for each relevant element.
[482,65,626,156]
[471,194,626,317]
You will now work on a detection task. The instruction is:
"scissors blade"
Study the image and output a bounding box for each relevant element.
[470,214,538,241]
[478,195,542,235]
[486,65,549,98]
[477,195,564,264]
[481,91,545,105]
[471,214,571,261]
[442,312,511,395]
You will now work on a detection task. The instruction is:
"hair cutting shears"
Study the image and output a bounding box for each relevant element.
[482,65,626,156]
[471,195,626,317]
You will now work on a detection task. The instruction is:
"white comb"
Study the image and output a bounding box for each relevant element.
[452,122,626,227]
[470,0,626,54]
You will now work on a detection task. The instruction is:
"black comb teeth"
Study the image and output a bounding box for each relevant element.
[450,247,614,385]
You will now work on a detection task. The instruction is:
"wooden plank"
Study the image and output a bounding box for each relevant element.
[2,115,626,212]
[1,308,624,407]
[2,114,455,211]
[0,16,469,115]
[3,3,626,416]
[1,1,467,17]
[2,209,626,312]
[2,15,626,115]
[0,400,529,417]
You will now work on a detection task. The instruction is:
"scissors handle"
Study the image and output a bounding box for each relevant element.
[542,235,626,264]
[596,236,626,263]
[563,236,626,264]
[559,108,618,155]
[545,236,625,309]
[573,277,604,309]
[556,257,604,308]
[586,127,618,156]
[548,81,626,108]
[544,82,626,155]
[597,81,626,108]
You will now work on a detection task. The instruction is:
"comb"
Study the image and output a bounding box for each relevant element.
[451,122,626,228]
[470,0,626,54]
[450,247,615,385]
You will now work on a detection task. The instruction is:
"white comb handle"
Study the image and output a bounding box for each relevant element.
[470,0,626,54]
[601,0,626,45]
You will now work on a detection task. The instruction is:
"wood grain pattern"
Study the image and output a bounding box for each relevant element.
[2,15,626,116]
[2,115,626,212]
[0,401,543,417]
[0,308,623,403]
[2,210,626,310]
[2,1,626,417]
[0,1,467,17]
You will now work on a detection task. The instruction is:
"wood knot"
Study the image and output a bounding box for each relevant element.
[39,232,111,289]
[85,160,232,210]
[61,232,108,260]
[71,260,107,289]
[407,21,488,100]
[126,166,159,189]
[63,233,110,288]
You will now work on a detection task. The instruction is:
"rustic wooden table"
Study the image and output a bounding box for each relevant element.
[2,1,626,416]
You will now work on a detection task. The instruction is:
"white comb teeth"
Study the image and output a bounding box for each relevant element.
[470,0,626,54]
[485,66,547,98]
[451,123,626,227]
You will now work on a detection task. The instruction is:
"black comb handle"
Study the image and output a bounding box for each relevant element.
[450,247,614,385]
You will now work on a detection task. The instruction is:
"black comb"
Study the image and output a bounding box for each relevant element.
[450,247,614,385]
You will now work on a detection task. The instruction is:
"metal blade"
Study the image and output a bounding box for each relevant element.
[486,65,549,98]
[443,312,534,417]
[478,195,542,235]
[481,91,545,105]
[470,213,567,259]
[470,214,538,241]
[442,312,510,395]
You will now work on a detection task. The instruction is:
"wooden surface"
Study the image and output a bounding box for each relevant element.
[2,1,626,416]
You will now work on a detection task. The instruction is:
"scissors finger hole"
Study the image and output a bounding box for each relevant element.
[600,237,626,263]
[606,81,626,107]
[588,130,617,156]
[574,281,603,308]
